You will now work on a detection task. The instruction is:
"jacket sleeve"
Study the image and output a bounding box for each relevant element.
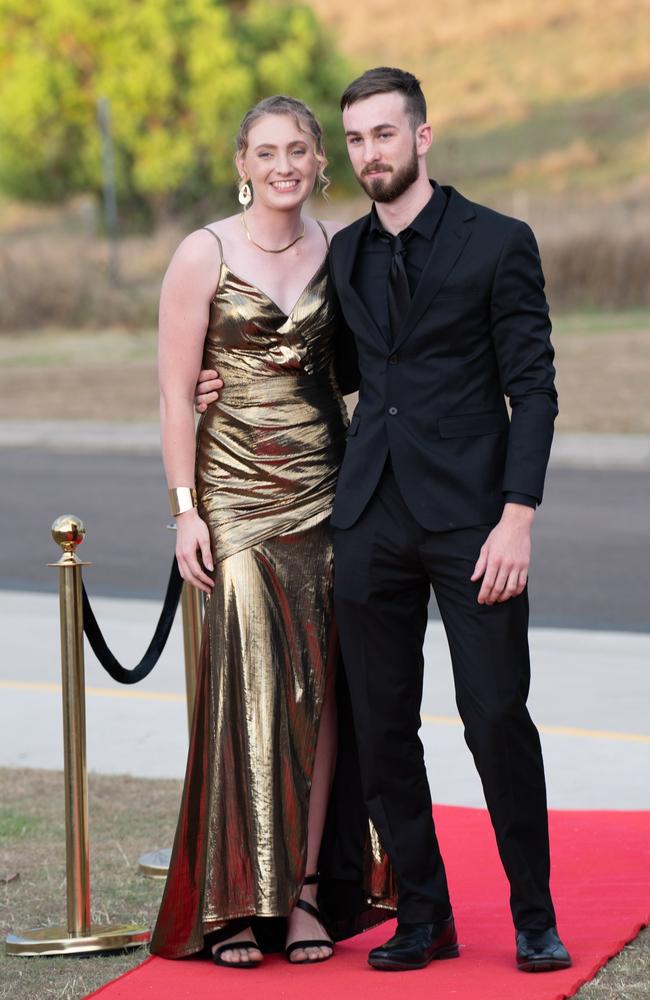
[334,316,360,395]
[490,221,558,504]
[329,244,361,395]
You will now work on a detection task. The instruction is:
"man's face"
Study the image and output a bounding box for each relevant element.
[342,91,428,202]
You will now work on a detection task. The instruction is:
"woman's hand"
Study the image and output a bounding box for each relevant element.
[175,509,214,593]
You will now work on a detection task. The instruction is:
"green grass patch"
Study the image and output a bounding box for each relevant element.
[0,810,43,839]
[552,309,650,336]
[1,310,648,379]
[434,85,650,198]
[0,330,157,368]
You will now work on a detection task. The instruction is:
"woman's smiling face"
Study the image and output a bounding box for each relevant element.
[237,112,320,211]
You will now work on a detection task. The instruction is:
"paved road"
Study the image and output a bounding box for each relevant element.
[1,449,649,630]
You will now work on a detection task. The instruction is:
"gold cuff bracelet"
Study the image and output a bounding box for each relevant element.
[168,486,197,516]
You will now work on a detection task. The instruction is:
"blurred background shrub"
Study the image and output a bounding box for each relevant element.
[0,0,350,224]
[0,0,648,330]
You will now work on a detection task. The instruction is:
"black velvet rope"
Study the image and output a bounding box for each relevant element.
[81,557,184,684]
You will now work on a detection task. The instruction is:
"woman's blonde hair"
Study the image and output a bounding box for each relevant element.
[236,95,330,198]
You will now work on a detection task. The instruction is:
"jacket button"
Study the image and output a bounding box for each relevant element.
[389,354,398,365]
[388,406,398,415]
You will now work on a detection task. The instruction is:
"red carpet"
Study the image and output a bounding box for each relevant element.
[87,807,650,1000]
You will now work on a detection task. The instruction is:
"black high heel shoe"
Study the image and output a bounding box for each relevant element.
[286,873,335,965]
[211,924,262,969]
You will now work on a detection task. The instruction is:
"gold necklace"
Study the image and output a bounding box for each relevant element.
[240,212,305,254]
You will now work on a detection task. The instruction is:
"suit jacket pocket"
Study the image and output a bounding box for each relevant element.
[438,410,508,438]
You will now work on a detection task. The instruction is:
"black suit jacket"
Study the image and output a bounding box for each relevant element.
[329,185,558,531]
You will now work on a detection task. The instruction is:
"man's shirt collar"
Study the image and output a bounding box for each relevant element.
[369,180,445,240]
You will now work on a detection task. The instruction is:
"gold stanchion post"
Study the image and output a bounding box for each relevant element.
[138,524,204,879]
[5,515,151,956]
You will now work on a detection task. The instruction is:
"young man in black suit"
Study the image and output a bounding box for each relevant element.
[194,67,570,974]
[328,67,570,974]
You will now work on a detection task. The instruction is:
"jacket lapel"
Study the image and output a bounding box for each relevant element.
[392,188,475,352]
[331,216,391,347]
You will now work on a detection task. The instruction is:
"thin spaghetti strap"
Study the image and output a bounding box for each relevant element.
[315,219,330,249]
[201,226,225,299]
[201,226,224,259]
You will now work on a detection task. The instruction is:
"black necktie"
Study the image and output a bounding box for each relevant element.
[382,231,411,343]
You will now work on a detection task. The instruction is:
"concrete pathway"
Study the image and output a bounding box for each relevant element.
[1,589,648,810]
[1,420,650,469]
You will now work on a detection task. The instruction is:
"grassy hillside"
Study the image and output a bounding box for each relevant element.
[307,0,650,198]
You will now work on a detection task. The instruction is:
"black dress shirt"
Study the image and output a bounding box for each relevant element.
[352,180,448,338]
[351,181,536,510]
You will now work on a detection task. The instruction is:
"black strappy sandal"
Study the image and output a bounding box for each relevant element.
[211,926,262,969]
[286,873,335,965]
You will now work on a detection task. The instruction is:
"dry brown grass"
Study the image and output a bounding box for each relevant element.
[1,768,178,1000]
[0,328,161,421]
[578,928,650,1000]
[515,192,650,311]
[554,327,650,433]
[0,203,183,333]
[307,0,650,130]
[0,192,649,333]
[0,313,648,433]
[308,0,650,201]
[1,188,649,426]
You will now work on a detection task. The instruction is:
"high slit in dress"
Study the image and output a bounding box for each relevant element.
[150,223,396,959]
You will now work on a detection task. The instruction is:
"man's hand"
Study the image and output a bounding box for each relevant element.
[194,368,223,413]
[471,503,535,605]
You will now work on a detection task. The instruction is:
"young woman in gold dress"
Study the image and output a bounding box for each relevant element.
[150,96,394,968]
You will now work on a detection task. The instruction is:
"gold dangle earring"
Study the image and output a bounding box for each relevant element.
[238,180,252,208]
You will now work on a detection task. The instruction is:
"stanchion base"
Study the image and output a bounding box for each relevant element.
[5,922,150,956]
[138,848,171,879]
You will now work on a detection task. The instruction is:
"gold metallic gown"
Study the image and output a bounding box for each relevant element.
[151,226,395,959]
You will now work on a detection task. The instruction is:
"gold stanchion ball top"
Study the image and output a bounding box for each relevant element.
[51,515,86,554]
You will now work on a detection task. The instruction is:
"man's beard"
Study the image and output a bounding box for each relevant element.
[357,143,419,203]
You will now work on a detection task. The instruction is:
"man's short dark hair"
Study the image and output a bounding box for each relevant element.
[340,67,427,128]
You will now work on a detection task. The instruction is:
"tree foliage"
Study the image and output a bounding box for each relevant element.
[0,0,352,217]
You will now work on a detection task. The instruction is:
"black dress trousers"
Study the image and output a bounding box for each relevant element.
[333,462,556,931]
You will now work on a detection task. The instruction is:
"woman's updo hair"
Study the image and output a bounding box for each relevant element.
[236,95,330,198]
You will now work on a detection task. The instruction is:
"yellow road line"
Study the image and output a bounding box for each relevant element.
[2,681,648,744]
[419,713,650,745]
[539,722,650,744]
[0,679,184,703]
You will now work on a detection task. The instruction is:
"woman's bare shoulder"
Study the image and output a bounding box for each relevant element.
[166,216,238,278]
[178,215,239,256]
[199,214,242,239]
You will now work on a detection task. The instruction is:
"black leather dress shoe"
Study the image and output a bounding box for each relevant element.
[516,926,572,972]
[368,915,459,971]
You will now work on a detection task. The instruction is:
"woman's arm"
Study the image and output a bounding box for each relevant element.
[159,230,221,591]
